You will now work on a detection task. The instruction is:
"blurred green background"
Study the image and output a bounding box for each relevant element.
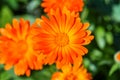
[0,0,120,80]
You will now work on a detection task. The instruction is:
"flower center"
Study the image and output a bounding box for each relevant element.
[17,40,28,53]
[55,33,69,47]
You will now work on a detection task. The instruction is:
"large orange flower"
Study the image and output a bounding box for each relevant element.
[36,8,94,69]
[41,0,84,13]
[51,59,92,80]
[0,18,45,76]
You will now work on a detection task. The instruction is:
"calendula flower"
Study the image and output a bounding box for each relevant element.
[51,59,92,80]
[0,18,45,76]
[36,8,94,69]
[114,51,120,63]
[41,0,84,13]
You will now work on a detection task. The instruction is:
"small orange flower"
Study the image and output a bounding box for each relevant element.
[114,51,120,63]
[41,0,84,13]
[36,8,94,69]
[0,18,45,76]
[51,60,92,80]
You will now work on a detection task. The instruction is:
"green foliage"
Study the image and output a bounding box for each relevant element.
[0,71,12,80]
[95,26,106,49]
[112,4,120,22]
[0,6,13,27]
[90,49,103,61]
[6,0,19,10]
[27,0,41,13]
[109,63,120,76]
[105,32,113,45]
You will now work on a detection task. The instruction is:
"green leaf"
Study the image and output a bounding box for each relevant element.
[112,4,120,22]
[109,63,119,76]
[0,6,13,27]
[105,32,113,45]
[89,64,97,74]
[105,0,111,4]
[6,0,19,10]
[14,77,34,80]
[98,60,112,66]
[27,0,41,13]
[31,65,56,80]
[7,69,34,80]
[83,58,91,68]
[18,0,29,3]
[0,71,12,80]
[90,49,103,61]
[0,65,4,69]
[81,7,89,21]
[88,23,95,31]
[95,26,106,49]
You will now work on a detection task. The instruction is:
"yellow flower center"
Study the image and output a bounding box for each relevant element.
[55,33,69,47]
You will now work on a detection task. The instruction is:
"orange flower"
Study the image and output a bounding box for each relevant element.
[41,0,84,13]
[51,60,92,80]
[114,51,120,63]
[36,8,94,69]
[0,18,45,76]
